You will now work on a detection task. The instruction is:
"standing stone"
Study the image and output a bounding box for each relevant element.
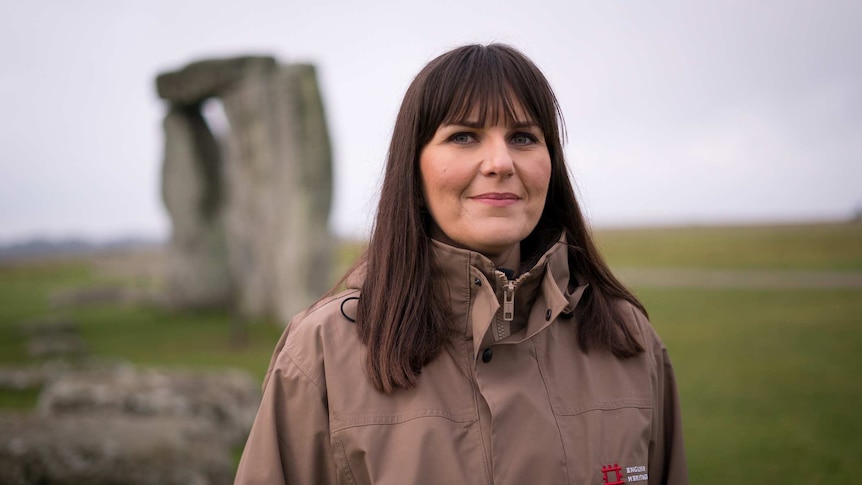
[155,56,333,323]
[161,105,231,308]
[276,65,333,323]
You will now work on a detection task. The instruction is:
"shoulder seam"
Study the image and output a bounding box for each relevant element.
[301,288,361,321]
[281,348,326,393]
[278,290,362,391]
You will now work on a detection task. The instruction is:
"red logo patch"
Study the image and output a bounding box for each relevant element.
[602,463,625,485]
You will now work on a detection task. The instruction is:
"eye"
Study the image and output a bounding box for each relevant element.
[448,132,477,144]
[510,132,538,146]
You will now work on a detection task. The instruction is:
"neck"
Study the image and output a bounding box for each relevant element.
[490,244,520,273]
[427,226,522,272]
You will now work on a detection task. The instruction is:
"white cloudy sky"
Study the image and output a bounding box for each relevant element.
[1,0,860,243]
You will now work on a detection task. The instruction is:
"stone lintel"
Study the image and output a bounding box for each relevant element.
[156,55,277,104]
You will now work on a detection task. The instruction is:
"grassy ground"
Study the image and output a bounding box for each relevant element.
[596,222,862,483]
[644,288,861,482]
[0,256,283,398]
[594,221,862,271]
[1,222,860,483]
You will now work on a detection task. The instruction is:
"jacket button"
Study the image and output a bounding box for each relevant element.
[474,278,482,286]
[481,348,493,363]
[545,309,552,321]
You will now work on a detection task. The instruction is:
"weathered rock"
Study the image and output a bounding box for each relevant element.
[0,366,45,390]
[0,361,95,390]
[219,62,333,322]
[18,319,79,337]
[161,105,232,308]
[37,365,260,446]
[0,413,233,485]
[156,56,333,324]
[49,285,126,307]
[269,64,334,323]
[156,56,276,105]
[27,335,88,359]
[48,284,153,308]
[19,318,89,359]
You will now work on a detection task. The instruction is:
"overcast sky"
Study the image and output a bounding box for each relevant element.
[1,0,860,243]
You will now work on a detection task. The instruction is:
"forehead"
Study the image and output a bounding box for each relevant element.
[442,89,537,127]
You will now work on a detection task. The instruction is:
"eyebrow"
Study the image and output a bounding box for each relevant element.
[444,120,539,129]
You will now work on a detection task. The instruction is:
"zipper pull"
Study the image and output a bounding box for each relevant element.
[503,280,515,321]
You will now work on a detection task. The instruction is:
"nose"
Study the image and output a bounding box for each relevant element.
[480,134,515,177]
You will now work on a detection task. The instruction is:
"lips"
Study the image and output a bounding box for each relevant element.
[470,192,521,207]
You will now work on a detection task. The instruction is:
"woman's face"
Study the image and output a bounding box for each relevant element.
[419,102,551,260]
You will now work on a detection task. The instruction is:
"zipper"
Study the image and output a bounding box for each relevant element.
[503,280,515,321]
[496,269,530,324]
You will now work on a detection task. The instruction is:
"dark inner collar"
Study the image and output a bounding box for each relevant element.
[497,267,516,280]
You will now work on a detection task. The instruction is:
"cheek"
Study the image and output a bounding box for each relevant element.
[420,165,448,215]
[524,158,552,196]
[423,165,468,203]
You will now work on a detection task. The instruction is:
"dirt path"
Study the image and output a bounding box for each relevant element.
[613,267,862,289]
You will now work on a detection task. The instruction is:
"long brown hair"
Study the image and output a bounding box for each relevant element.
[354,44,645,393]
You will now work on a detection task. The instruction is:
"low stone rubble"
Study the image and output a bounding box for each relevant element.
[0,414,233,485]
[20,319,88,359]
[38,365,260,446]
[0,363,261,485]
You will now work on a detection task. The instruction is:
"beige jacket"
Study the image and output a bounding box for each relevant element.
[235,238,687,484]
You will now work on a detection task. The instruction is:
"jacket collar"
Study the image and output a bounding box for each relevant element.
[430,234,588,360]
[343,234,589,361]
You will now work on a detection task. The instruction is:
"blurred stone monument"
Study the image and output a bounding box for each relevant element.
[156,56,333,324]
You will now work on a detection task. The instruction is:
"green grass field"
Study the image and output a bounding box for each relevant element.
[0,258,284,385]
[646,288,861,482]
[594,221,862,271]
[2,221,860,483]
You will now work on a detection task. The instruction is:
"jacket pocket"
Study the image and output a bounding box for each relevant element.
[553,400,653,484]
[331,416,486,485]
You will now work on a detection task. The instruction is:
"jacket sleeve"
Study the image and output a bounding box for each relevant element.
[234,323,338,484]
[640,311,689,485]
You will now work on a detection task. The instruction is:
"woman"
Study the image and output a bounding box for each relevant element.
[236,44,687,484]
